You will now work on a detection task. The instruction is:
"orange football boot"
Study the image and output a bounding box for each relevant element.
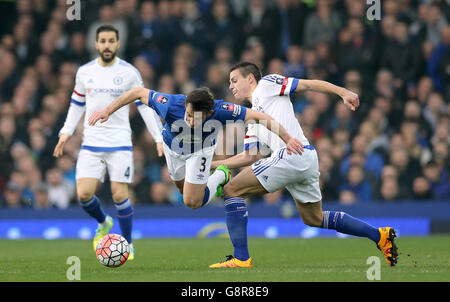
[209,255,253,268]
[377,227,399,266]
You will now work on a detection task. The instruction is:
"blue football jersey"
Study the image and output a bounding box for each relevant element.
[147,90,247,154]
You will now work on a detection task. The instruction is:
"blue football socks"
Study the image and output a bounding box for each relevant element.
[115,198,134,244]
[79,195,106,224]
[224,197,250,261]
[201,187,210,207]
[321,211,381,243]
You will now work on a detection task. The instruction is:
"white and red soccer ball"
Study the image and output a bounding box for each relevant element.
[95,234,130,268]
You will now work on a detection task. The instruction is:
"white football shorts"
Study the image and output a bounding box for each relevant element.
[162,143,216,184]
[75,149,134,183]
[252,145,322,203]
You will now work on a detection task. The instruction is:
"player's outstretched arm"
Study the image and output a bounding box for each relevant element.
[211,146,264,170]
[88,87,150,125]
[136,105,164,157]
[295,79,360,111]
[244,109,303,155]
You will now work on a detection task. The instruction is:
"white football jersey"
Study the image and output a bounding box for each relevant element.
[69,57,146,148]
[245,74,309,152]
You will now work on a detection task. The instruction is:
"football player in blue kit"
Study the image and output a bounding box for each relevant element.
[88,86,303,211]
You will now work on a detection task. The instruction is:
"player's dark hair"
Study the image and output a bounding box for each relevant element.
[230,62,262,83]
[185,87,215,112]
[96,25,119,41]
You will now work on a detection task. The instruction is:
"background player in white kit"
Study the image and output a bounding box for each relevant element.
[53,26,164,260]
[209,62,398,268]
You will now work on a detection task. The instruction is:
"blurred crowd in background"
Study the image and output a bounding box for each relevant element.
[0,0,448,209]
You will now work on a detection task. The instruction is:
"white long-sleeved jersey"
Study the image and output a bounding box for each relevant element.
[59,57,163,150]
[244,74,310,152]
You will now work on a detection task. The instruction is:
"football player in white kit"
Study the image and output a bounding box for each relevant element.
[53,26,164,260]
[208,62,398,268]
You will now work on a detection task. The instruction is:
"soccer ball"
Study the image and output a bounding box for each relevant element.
[95,234,130,268]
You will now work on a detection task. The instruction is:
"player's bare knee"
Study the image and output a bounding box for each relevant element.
[112,192,128,203]
[77,190,94,202]
[183,197,202,210]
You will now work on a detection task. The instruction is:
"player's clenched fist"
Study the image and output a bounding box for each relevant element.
[341,89,360,112]
[88,110,110,125]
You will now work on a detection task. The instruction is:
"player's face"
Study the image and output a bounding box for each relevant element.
[229,69,251,102]
[95,31,120,63]
[185,104,210,128]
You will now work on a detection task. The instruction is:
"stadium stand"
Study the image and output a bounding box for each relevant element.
[0,0,448,210]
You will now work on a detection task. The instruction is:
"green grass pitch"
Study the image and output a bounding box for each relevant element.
[0,236,449,282]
